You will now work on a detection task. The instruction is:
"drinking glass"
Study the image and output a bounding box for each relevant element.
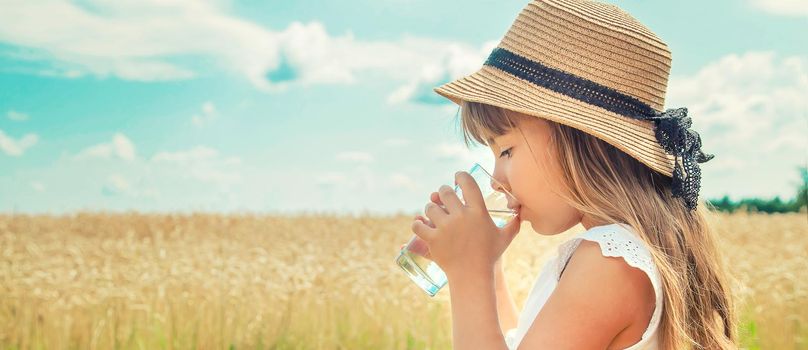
[394,162,518,297]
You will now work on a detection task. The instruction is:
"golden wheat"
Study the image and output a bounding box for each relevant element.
[0,211,805,349]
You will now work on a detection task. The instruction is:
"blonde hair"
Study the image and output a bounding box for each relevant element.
[456,101,739,350]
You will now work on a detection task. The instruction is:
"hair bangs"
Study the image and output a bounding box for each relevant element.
[458,101,518,148]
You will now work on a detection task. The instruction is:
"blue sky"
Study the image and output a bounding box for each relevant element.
[0,0,806,215]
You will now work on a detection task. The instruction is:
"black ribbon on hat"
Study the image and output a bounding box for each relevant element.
[646,107,715,211]
[483,47,714,211]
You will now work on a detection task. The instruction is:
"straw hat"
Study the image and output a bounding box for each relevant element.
[433,0,714,211]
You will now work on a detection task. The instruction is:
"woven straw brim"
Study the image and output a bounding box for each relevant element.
[434,65,677,178]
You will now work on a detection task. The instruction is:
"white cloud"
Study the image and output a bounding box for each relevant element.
[0,129,38,156]
[151,145,242,185]
[74,132,136,161]
[191,101,217,127]
[315,172,347,188]
[434,142,468,161]
[0,1,217,81]
[335,151,374,163]
[71,139,240,193]
[389,173,418,190]
[667,51,807,150]
[7,110,30,121]
[223,156,241,165]
[383,138,411,147]
[748,0,808,17]
[30,181,45,192]
[433,142,492,163]
[1,139,247,212]
[386,39,498,105]
[429,142,497,181]
[188,167,241,185]
[441,104,461,115]
[103,174,133,196]
[100,173,160,198]
[0,1,496,99]
[152,145,219,163]
[666,51,808,198]
[764,131,806,153]
[708,156,745,172]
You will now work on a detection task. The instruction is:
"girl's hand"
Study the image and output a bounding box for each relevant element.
[410,171,522,282]
[397,192,455,259]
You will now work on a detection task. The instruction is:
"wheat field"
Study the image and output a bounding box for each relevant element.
[0,211,805,349]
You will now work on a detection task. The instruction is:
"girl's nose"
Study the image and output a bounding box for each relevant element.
[490,178,510,194]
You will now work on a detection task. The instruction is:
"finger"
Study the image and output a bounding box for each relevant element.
[437,184,463,213]
[411,218,436,243]
[430,192,445,207]
[408,236,432,259]
[423,201,448,225]
[415,215,436,228]
[455,171,485,209]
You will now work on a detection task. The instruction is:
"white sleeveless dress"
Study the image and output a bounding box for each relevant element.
[504,223,663,350]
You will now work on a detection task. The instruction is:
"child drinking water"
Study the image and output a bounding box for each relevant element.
[406,0,738,349]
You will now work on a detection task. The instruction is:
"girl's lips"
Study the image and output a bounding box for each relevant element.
[513,206,525,219]
[508,206,521,218]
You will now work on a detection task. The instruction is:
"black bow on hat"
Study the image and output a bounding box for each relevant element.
[647,107,715,211]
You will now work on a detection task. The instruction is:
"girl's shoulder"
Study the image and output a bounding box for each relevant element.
[554,223,664,341]
[506,223,665,349]
[555,223,659,288]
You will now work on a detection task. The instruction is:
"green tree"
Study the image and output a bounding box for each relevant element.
[707,165,807,214]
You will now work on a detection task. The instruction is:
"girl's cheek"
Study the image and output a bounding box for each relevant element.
[513,160,531,202]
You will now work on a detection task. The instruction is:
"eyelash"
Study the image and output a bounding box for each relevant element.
[499,147,513,159]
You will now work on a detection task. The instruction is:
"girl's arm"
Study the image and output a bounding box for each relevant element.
[494,259,520,333]
[448,268,509,350]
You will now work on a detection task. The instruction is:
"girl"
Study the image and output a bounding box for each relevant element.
[407,0,738,349]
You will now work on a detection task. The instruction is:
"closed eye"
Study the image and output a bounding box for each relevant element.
[499,147,513,159]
